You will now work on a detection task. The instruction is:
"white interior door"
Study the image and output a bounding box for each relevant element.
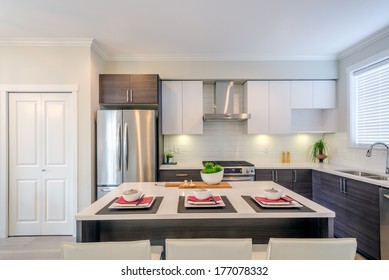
[9,92,74,235]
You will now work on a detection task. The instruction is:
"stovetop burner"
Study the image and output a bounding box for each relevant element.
[202,160,254,167]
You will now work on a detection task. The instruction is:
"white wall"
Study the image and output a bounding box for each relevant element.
[104,60,337,80]
[328,32,389,172]
[0,46,94,211]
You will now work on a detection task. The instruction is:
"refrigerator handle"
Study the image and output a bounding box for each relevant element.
[117,123,122,172]
[124,122,129,171]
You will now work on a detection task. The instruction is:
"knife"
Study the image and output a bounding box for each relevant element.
[136,194,145,206]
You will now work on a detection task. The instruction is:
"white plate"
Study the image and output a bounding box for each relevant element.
[250,195,303,208]
[109,195,155,209]
[184,196,225,208]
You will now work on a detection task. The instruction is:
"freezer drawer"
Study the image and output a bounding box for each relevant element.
[97,186,117,200]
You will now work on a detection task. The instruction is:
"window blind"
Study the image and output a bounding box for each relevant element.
[354,60,389,145]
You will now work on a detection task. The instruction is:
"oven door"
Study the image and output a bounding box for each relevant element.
[223,175,254,181]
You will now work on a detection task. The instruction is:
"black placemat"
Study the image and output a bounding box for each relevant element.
[95,196,163,215]
[242,196,316,213]
[177,196,237,213]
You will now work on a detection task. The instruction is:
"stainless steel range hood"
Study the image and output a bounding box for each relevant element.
[203,81,251,121]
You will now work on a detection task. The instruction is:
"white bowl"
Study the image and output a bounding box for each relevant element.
[200,170,224,184]
[193,188,212,200]
[263,188,282,200]
[122,188,143,202]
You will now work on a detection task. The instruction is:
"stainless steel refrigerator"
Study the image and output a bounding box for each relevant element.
[96,110,157,199]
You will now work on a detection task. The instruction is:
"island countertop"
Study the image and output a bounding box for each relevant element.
[76,181,335,221]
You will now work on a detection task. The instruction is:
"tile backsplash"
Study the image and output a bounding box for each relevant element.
[164,126,323,165]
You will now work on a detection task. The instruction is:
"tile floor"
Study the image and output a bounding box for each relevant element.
[0,236,366,260]
[0,236,75,260]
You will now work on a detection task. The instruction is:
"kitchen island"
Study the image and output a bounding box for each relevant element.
[76,181,335,244]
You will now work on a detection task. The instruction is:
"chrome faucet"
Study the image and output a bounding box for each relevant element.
[366,142,389,174]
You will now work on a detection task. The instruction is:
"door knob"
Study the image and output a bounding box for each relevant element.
[41,169,46,172]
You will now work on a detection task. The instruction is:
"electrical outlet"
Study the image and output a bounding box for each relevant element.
[173,147,180,154]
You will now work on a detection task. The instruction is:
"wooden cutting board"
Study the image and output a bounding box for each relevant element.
[164,181,232,188]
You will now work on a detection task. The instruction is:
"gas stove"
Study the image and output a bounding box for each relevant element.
[202,160,255,181]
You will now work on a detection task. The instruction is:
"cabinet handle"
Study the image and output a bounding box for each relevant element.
[293,170,297,183]
[130,90,133,102]
[176,173,188,177]
[343,179,347,193]
[384,194,389,200]
[273,170,278,182]
[271,170,275,181]
[126,90,129,103]
[339,178,347,193]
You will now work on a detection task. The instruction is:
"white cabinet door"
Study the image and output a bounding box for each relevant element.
[313,81,336,109]
[9,93,74,235]
[162,81,203,134]
[269,81,291,134]
[162,81,183,134]
[182,81,203,134]
[245,81,269,134]
[291,81,313,108]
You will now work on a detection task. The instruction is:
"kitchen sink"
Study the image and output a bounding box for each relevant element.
[336,170,389,181]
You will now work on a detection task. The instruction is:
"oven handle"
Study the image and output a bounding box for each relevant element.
[223,176,254,181]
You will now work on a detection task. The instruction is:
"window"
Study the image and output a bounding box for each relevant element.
[350,58,389,146]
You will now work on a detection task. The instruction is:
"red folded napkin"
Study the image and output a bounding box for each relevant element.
[187,195,222,203]
[255,196,294,203]
[116,196,153,205]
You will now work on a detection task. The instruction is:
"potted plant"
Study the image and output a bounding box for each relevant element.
[165,152,174,163]
[200,162,224,184]
[309,139,328,163]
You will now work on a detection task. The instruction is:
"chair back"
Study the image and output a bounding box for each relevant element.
[165,238,252,260]
[62,240,153,260]
[266,238,357,260]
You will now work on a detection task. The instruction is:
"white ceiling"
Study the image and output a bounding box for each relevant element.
[1,0,389,61]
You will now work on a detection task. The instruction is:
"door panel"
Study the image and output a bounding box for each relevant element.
[9,92,73,236]
[17,179,39,223]
[124,110,156,182]
[97,110,122,186]
[9,94,42,235]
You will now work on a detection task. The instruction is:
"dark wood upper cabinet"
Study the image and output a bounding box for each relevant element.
[99,74,159,104]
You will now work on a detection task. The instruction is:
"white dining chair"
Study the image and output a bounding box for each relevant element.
[61,240,163,260]
[263,238,357,260]
[165,238,253,260]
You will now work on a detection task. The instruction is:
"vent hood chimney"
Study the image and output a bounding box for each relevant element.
[203,81,251,121]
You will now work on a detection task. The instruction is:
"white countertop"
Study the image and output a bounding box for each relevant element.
[160,162,389,189]
[76,181,335,221]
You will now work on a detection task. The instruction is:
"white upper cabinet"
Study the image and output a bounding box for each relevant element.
[245,81,269,134]
[291,80,336,109]
[291,81,314,108]
[245,81,291,134]
[313,80,336,109]
[162,81,203,134]
[269,81,291,134]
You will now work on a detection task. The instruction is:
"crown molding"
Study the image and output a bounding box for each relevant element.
[337,25,389,60]
[105,53,337,62]
[0,38,94,47]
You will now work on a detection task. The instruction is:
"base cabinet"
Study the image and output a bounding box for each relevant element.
[256,169,312,199]
[159,169,202,182]
[312,171,380,259]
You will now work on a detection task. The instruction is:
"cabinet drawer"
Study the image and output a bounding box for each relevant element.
[159,170,202,182]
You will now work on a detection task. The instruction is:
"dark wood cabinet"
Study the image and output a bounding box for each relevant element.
[256,169,311,198]
[312,170,380,259]
[292,169,312,199]
[159,169,202,182]
[255,169,293,189]
[99,74,159,104]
